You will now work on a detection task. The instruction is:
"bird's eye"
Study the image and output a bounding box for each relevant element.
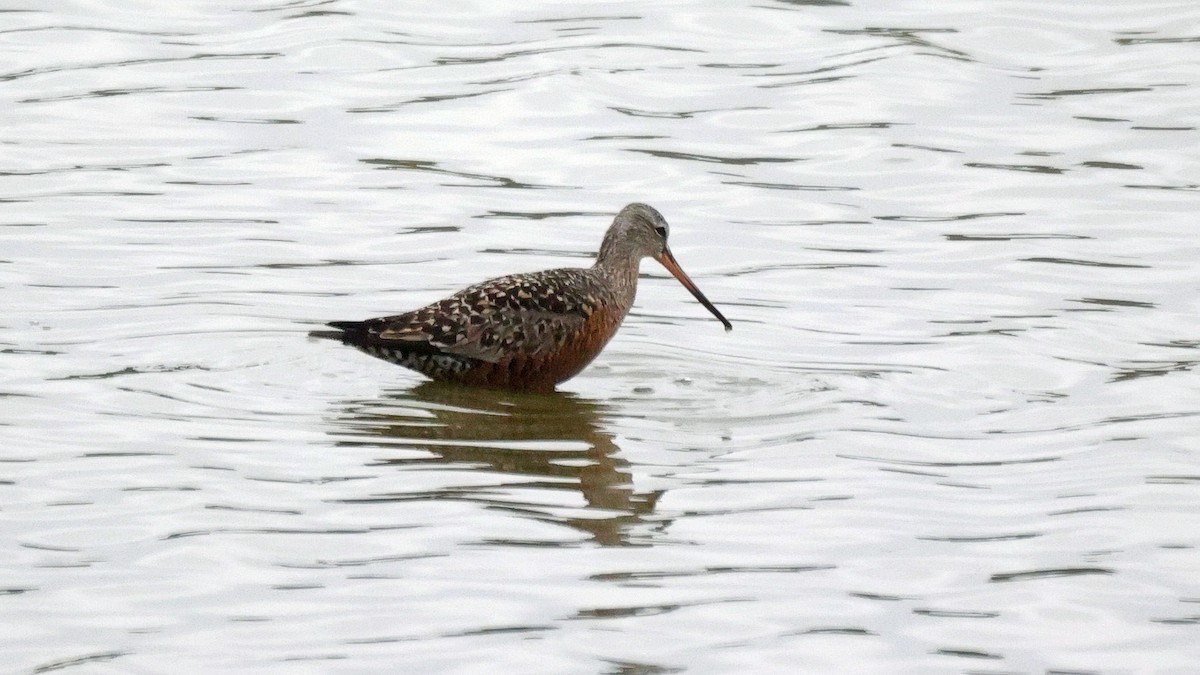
[654,226,667,238]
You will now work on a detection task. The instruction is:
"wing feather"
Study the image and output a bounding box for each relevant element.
[371,269,603,364]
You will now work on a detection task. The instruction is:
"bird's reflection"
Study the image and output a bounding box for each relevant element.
[326,382,662,546]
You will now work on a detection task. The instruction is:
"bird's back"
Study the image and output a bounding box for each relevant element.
[312,267,633,391]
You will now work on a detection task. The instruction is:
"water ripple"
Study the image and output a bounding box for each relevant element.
[3,1,1198,672]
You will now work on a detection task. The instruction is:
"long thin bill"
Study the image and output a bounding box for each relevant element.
[655,248,733,331]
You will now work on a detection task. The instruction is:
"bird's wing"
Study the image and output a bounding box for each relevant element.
[373,270,601,364]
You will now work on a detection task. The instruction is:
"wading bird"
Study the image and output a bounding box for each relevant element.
[311,203,731,392]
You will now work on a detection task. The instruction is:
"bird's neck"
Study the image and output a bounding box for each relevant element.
[595,225,629,266]
[591,248,641,306]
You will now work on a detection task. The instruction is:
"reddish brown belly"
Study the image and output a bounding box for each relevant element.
[455,311,623,392]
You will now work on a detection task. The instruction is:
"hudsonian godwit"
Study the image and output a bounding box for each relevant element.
[310,203,731,391]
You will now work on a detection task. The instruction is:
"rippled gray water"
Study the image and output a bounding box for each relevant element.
[4,1,1199,672]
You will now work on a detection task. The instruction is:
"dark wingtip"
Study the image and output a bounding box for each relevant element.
[309,320,365,342]
[309,329,346,341]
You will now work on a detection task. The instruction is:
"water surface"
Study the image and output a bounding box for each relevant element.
[3,1,1199,672]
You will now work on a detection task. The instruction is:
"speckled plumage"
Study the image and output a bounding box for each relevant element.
[311,203,731,392]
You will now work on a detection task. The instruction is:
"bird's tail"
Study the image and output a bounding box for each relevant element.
[308,321,364,342]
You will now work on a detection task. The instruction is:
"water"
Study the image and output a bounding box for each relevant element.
[3,1,1198,672]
